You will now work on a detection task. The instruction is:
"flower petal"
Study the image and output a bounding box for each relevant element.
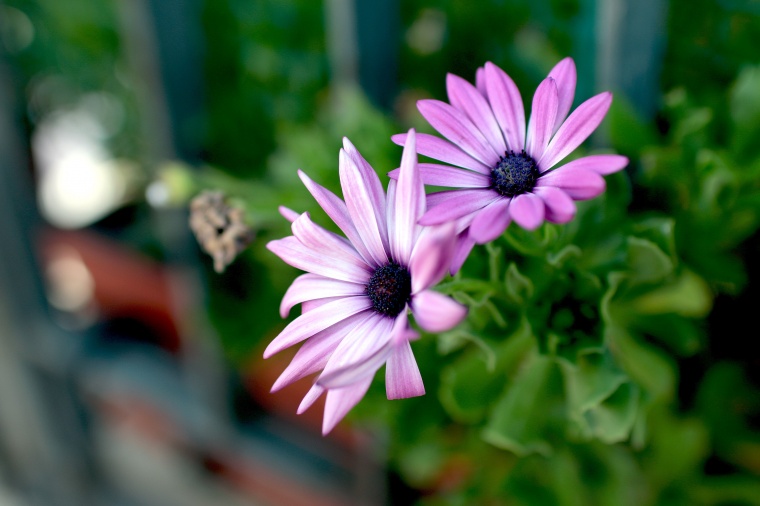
[292,212,370,270]
[510,193,545,230]
[263,296,371,358]
[298,170,376,267]
[280,273,366,318]
[297,384,325,414]
[409,222,457,294]
[555,154,629,175]
[475,66,487,96]
[469,197,512,244]
[547,57,577,133]
[390,129,425,265]
[537,92,612,172]
[339,147,389,266]
[322,377,373,435]
[484,62,526,152]
[392,132,490,174]
[411,289,467,332]
[447,72,507,152]
[450,230,476,275]
[386,339,425,400]
[417,99,500,166]
[302,296,343,314]
[271,311,372,392]
[267,236,371,284]
[533,186,576,224]
[420,189,499,226]
[525,77,559,161]
[279,205,300,222]
[537,166,606,200]
[388,163,490,188]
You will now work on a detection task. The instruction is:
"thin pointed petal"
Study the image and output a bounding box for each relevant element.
[322,377,372,435]
[447,73,507,152]
[547,57,577,133]
[469,198,512,244]
[510,193,545,230]
[280,273,365,318]
[475,66,487,96]
[537,167,606,200]
[538,92,612,171]
[386,340,425,399]
[267,237,371,284]
[291,212,370,273]
[391,129,425,264]
[525,77,559,160]
[450,230,476,275]
[297,384,324,414]
[412,290,467,332]
[484,62,526,151]
[420,190,499,226]
[279,206,300,222]
[554,154,629,175]
[388,164,490,188]
[410,222,457,293]
[392,133,490,174]
[533,186,576,223]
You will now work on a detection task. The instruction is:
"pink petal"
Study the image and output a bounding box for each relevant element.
[537,166,606,200]
[322,377,373,435]
[420,189,499,226]
[450,230,476,275]
[279,206,300,222]
[267,237,371,284]
[317,314,394,389]
[298,170,376,266]
[447,73,507,152]
[409,222,457,294]
[533,186,576,224]
[271,311,372,392]
[388,164,490,188]
[484,62,526,152]
[475,66,487,96]
[291,212,370,271]
[302,296,343,314]
[469,197,512,244]
[417,99,500,166]
[263,296,371,358]
[342,138,390,245]
[525,77,559,161]
[537,92,613,172]
[555,154,629,175]
[297,384,325,414]
[390,129,425,265]
[547,57,577,134]
[510,193,546,230]
[280,273,365,318]
[386,339,425,400]
[411,289,467,332]
[392,133,490,174]
[339,148,389,266]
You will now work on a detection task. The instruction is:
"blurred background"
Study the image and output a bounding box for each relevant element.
[2,0,760,505]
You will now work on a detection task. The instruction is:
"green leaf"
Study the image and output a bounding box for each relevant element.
[561,351,628,417]
[625,236,674,285]
[505,262,534,304]
[582,382,639,444]
[504,223,558,257]
[628,268,712,317]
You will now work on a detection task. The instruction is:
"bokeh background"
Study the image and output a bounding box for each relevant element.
[2,0,760,505]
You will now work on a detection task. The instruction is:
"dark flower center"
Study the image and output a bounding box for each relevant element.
[366,262,412,318]
[490,150,539,197]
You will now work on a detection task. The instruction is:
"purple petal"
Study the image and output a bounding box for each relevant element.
[280,273,365,318]
[317,314,394,389]
[447,73,507,152]
[537,92,613,172]
[263,296,371,358]
[417,100,500,166]
[555,154,629,175]
[390,129,425,265]
[298,170,376,266]
[484,62,526,152]
[409,222,457,294]
[450,230,476,275]
[343,138,390,244]
[386,339,425,400]
[510,193,545,230]
[267,237,371,284]
[339,148,389,266]
[469,198,512,244]
[547,57,577,134]
[279,206,300,222]
[291,212,371,270]
[525,77,559,161]
[420,189,499,226]
[475,66,487,96]
[322,377,372,435]
[301,296,344,314]
[537,166,606,200]
[533,186,576,224]
[388,164,490,188]
[392,133,491,174]
[411,289,467,332]
[297,384,324,414]
[271,311,372,392]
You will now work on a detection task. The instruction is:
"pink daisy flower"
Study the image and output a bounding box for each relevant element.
[391,58,629,272]
[266,130,467,435]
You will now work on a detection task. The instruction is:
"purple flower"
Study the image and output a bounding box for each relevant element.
[391,58,629,272]
[266,130,467,435]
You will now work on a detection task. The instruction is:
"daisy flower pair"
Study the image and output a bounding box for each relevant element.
[266,58,628,434]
